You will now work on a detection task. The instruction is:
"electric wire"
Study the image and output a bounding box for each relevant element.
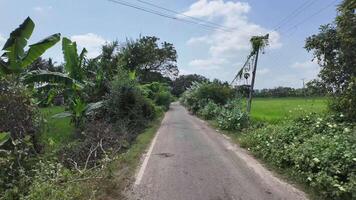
[107,0,233,33]
[135,0,233,31]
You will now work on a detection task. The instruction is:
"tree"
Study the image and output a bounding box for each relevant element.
[172,74,208,96]
[305,79,330,96]
[118,36,179,82]
[305,0,356,120]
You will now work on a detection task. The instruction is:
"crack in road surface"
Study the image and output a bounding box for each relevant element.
[155,153,174,158]
[129,103,307,200]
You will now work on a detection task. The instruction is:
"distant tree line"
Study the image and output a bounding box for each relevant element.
[234,79,329,98]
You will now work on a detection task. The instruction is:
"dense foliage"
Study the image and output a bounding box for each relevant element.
[118,36,179,82]
[141,82,173,110]
[0,17,175,199]
[172,74,208,97]
[181,82,248,131]
[181,81,235,112]
[305,0,356,121]
[104,74,156,140]
[240,114,356,199]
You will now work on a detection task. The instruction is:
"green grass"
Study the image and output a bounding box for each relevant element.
[249,97,328,123]
[39,106,74,151]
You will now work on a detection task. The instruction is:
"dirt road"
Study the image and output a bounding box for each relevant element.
[131,103,307,200]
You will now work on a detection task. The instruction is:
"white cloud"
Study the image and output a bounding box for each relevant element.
[183,0,282,71]
[257,68,270,75]
[33,6,52,12]
[0,34,5,47]
[291,60,320,80]
[189,57,228,69]
[70,33,107,58]
[291,60,318,69]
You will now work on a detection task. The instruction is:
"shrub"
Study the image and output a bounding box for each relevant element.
[240,113,356,199]
[141,82,172,110]
[104,77,155,130]
[0,79,42,198]
[181,82,235,113]
[215,99,248,131]
[155,91,172,110]
[0,79,40,148]
[198,101,219,120]
[216,108,248,131]
[60,121,124,169]
[329,78,356,122]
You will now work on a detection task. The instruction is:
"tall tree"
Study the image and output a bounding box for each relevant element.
[118,36,179,82]
[305,0,355,120]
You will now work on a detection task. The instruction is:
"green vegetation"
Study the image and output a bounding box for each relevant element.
[239,114,355,199]
[181,81,248,131]
[235,3,356,199]
[39,106,74,151]
[180,2,355,198]
[0,16,176,199]
[250,97,327,123]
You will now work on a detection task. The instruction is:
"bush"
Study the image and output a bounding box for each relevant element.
[104,77,156,131]
[0,79,40,148]
[0,79,42,198]
[216,100,248,131]
[60,121,122,169]
[198,101,219,120]
[181,82,235,113]
[329,78,356,122]
[240,113,356,199]
[140,82,172,110]
[155,91,172,110]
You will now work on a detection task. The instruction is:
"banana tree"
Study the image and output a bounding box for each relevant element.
[0,17,61,77]
[45,38,101,128]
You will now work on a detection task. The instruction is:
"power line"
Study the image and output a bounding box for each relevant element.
[273,0,320,31]
[107,0,233,33]
[135,0,234,32]
[282,0,339,34]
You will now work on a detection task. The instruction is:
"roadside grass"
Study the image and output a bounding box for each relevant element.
[39,106,74,151]
[249,97,328,123]
[96,111,165,199]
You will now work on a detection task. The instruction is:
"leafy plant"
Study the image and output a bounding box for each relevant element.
[240,113,356,199]
[0,132,10,147]
[140,82,172,110]
[216,100,248,131]
[104,75,156,142]
[0,17,60,76]
[181,81,235,113]
[198,101,219,120]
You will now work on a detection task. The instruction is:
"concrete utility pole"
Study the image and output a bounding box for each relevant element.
[301,78,306,98]
[301,78,305,89]
[246,34,268,114]
[246,48,259,114]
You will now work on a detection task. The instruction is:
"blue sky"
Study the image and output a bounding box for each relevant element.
[0,0,340,88]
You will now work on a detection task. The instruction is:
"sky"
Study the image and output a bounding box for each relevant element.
[0,0,340,89]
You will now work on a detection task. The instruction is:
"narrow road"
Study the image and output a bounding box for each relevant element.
[131,103,307,200]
